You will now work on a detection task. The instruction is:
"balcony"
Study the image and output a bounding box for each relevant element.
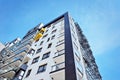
[3,49,27,65]
[0,66,18,79]
[12,42,31,53]
[50,62,65,80]
[0,57,23,70]
[22,54,32,63]
[16,48,28,56]
[53,49,65,64]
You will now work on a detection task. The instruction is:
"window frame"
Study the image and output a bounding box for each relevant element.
[51,35,55,40]
[42,34,48,39]
[37,64,47,74]
[51,29,57,34]
[42,52,50,60]
[40,41,44,45]
[32,56,40,64]
[25,69,32,77]
[47,43,52,48]
[36,47,42,54]
[47,37,50,42]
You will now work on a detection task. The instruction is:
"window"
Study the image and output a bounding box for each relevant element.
[77,73,82,80]
[32,56,39,64]
[36,48,42,54]
[37,64,47,73]
[52,26,55,29]
[72,34,77,41]
[28,49,35,56]
[73,42,78,50]
[47,43,52,48]
[40,41,44,45]
[42,34,48,39]
[51,35,55,40]
[15,70,25,79]
[77,68,83,80]
[51,29,57,34]
[35,38,39,42]
[42,52,50,60]
[26,69,31,77]
[46,29,48,33]
[47,38,50,42]
[72,28,75,34]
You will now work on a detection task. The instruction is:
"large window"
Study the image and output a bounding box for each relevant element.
[52,26,55,29]
[28,49,35,56]
[32,56,39,64]
[45,29,48,33]
[42,52,50,60]
[40,41,44,45]
[51,35,55,40]
[47,37,50,42]
[47,43,52,48]
[51,29,57,34]
[37,64,47,74]
[42,34,48,39]
[36,47,42,54]
[26,69,31,77]
[17,70,25,80]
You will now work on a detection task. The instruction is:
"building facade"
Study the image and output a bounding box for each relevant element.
[0,12,101,80]
[0,42,5,52]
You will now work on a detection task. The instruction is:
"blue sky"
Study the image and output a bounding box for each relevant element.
[0,0,120,80]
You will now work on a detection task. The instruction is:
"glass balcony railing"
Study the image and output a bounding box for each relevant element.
[0,56,23,69]
[21,34,34,43]
[50,62,65,73]
[2,49,27,64]
[0,66,18,75]
[15,42,31,51]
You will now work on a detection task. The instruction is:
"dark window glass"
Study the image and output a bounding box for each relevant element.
[46,29,48,32]
[73,42,78,50]
[26,69,31,77]
[52,26,55,29]
[40,41,44,45]
[16,70,25,79]
[42,52,50,60]
[51,29,57,34]
[35,39,39,42]
[28,49,35,56]
[36,48,42,53]
[47,43,52,48]
[32,56,39,64]
[42,34,48,39]
[47,38,50,42]
[51,35,55,40]
[37,64,47,73]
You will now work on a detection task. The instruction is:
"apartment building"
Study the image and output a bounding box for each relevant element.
[0,42,5,52]
[0,12,101,80]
